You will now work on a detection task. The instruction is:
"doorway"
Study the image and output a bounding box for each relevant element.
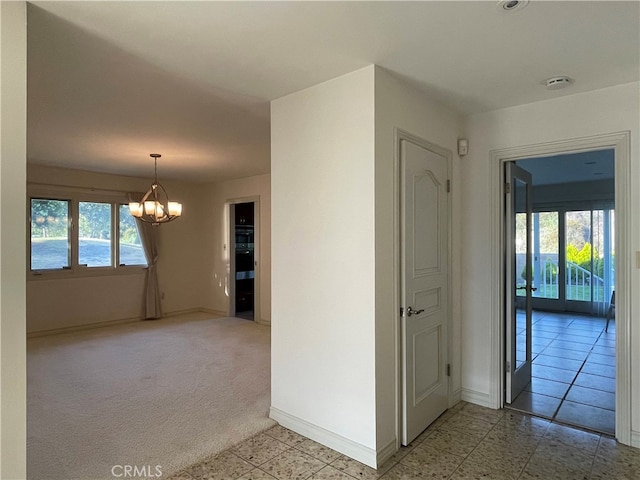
[491,132,631,445]
[504,149,616,434]
[229,201,257,321]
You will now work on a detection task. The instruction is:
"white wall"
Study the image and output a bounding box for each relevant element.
[200,174,271,324]
[271,66,378,464]
[461,83,640,440]
[373,67,463,452]
[0,2,27,476]
[26,165,210,333]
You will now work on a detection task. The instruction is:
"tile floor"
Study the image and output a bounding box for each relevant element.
[167,401,639,480]
[510,311,615,434]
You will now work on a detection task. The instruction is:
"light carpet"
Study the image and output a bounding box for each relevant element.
[27,312,274,480]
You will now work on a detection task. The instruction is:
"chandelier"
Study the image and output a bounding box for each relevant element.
[129,153,182,225]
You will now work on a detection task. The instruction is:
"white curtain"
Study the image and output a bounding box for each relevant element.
[129,194,162,319]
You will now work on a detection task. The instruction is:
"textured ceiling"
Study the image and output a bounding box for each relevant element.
[27,1,640,182]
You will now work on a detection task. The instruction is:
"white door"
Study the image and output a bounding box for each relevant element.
[505,163,534,403]
[401,138,449,446]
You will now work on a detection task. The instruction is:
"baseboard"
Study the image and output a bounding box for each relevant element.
[27,308,227,337]
[449,387,462,407]
[198,308,226,317]
[27,315,141,338]
[172,308,270,325]
[376,437,397,467]
[631,430,640,448]
[164,308,225,318]
[461,388,494,408]
[269,407,377,468]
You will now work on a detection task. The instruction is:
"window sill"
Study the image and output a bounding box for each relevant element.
[28,266,147,281]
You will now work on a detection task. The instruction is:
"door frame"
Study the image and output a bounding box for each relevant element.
[394,128,453,449]
[489,132,631,444]
[227,196,261,323]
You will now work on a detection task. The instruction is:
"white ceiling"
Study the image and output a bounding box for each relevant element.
[27,1,640,182]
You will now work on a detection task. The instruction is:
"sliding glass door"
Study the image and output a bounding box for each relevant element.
[518,207,615,314]
[565,209,615,315]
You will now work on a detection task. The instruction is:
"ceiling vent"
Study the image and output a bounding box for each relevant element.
[545,76,574,90]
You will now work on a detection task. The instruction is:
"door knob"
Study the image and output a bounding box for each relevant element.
[516,286,538,292]
[406,306,425,317]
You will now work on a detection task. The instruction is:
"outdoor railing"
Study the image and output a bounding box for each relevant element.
[535,259,605,302]
[566,261,604,301]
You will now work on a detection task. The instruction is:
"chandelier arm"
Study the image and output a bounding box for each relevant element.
[154,182,171,203]
[140,189,153,203]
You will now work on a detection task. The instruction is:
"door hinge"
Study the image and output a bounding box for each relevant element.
[446,364,451,377]
[504,182,511,194]
[400,307,405,318]
[446,179,451,193]
[505,361,511,373]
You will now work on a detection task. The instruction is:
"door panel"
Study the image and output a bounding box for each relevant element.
[401,138,449,446]
[505,163,533,404]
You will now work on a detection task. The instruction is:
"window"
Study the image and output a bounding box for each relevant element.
[31,198,70,270]
[79,201,112,267]
[29,195,147,273]
[119,204,147,266]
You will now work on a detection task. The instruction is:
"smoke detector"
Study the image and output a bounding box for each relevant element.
[497,1,529,12]
[544,76,574,90]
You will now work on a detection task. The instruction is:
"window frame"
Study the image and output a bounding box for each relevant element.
[28,185,148,279]
[30,196,72,271]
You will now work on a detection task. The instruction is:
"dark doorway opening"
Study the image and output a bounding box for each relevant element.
[234,202,254,320]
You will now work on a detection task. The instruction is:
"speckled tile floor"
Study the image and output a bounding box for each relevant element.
[167,401,640,480]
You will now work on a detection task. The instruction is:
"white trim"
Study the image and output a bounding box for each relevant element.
[163,307,225,318]
[269,407,378,468]
[393,127,402,452]
[27,307,227,337]
[27,315,142,337]
[450,387,462,407]
[489,131,632,444]
[631,430,640,449]
[376,438,397,468]
[166,307,226,319]
[461,389,494,409]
